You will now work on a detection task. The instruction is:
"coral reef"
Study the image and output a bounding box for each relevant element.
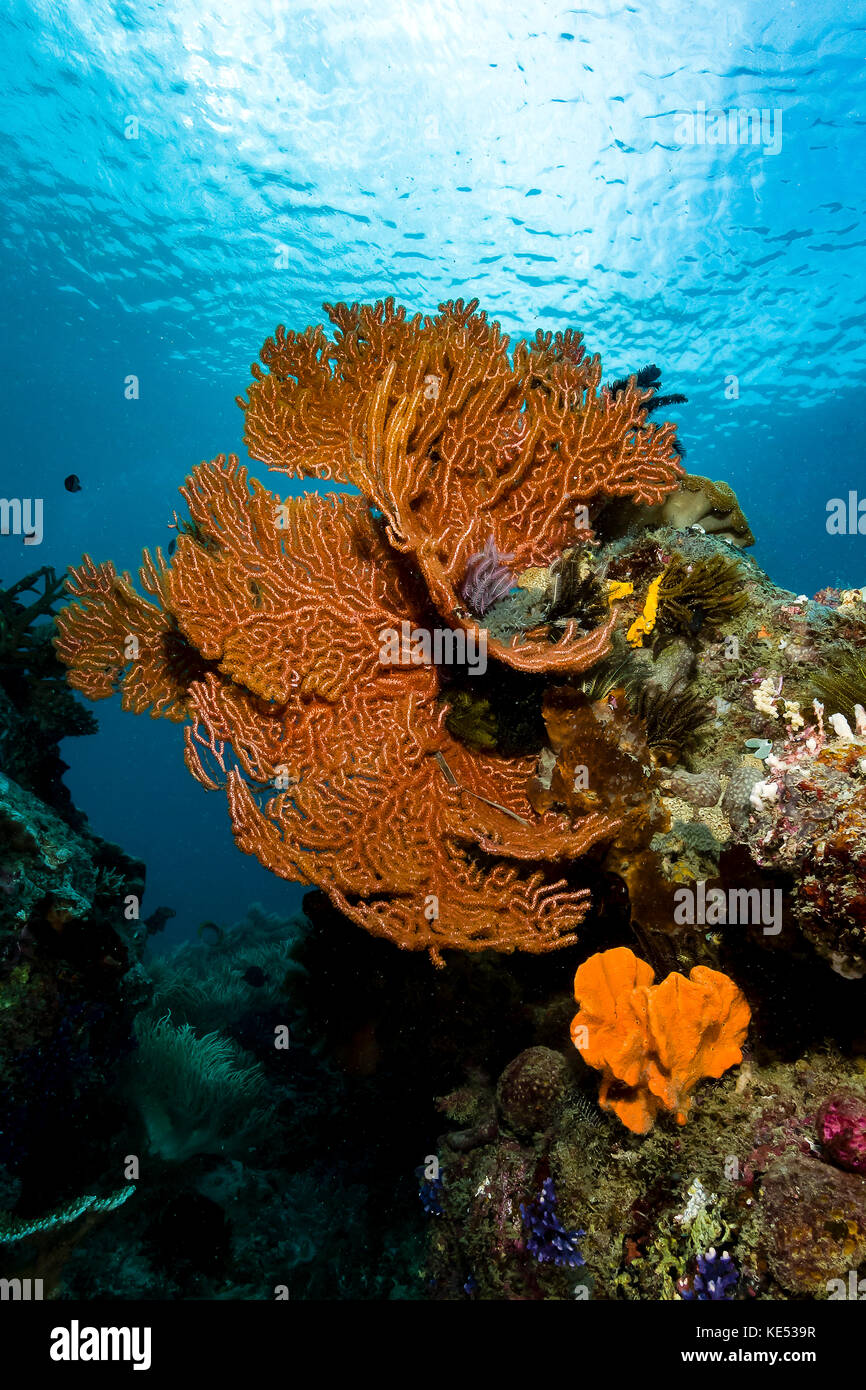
[423,1034,866,1300]
[30,296,866,1304]
[0,687,159,1294]
[737,721,866,976]
[0,768,150,1181]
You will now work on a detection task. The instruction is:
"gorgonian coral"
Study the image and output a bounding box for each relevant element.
[55,298,684,963]
[240,297,682,672]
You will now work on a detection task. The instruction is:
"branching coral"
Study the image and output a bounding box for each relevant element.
[55,298,686,962]
[0,1186,135,1244]
[0,1185,137,1298]
[0,567,67,664]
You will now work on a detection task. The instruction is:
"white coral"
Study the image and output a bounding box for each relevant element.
[829,712,855,742]
[783,700,804,731]
[750,779,780,813]
[753,677,780,719]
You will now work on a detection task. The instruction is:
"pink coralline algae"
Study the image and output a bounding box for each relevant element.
[817,1091,866,1174]
[742,732,866,976]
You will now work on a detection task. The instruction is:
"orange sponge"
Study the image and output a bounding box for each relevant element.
[570,946,750,1133]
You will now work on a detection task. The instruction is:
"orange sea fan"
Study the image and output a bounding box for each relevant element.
[55,551,202,721]
[56,455,618,963]
[217,689,618,964]
[54,299,684,962]
[239,297,682,676]
[168,456,429,705]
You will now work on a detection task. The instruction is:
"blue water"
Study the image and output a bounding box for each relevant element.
[1,0,864,938]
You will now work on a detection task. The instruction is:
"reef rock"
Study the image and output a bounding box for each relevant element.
[495,1046,570,1137]
[760,1153,866,1295]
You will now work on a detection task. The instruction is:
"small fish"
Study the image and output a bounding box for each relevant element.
[167,537,177,556]
[64,474,82,493]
